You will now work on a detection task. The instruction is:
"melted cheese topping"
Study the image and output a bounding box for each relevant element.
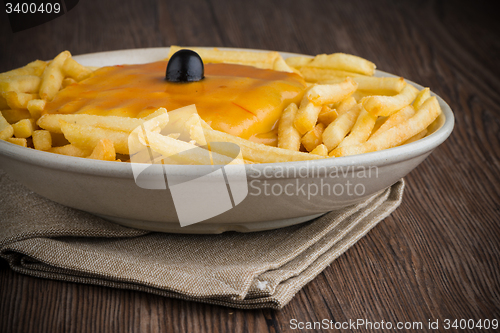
[44,61,306,145]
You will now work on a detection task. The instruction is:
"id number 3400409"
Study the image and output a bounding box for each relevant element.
[6,2,61,14]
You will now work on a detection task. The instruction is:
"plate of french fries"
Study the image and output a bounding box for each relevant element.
[0,47,454,233]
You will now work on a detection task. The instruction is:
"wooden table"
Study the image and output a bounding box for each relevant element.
[1,0,499,331]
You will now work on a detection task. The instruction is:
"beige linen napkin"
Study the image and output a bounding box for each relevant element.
[0,170,404,309]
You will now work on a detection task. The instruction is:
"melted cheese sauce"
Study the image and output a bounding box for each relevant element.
[44,61,306,145]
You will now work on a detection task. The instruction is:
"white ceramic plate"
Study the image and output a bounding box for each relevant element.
[0,48,454,233]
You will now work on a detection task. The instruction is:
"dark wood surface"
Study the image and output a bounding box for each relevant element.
[1,0,499,332]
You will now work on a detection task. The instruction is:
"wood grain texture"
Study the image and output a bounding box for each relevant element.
[0,0,499,332]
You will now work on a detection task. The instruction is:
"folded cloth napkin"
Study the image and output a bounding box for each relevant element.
[0,170,404,309]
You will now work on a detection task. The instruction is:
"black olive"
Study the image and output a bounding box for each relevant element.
[166,49,204,82]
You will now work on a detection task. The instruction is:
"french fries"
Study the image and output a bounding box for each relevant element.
[336,96,357,115]
[59,121,130,154]
[88,139,116,161]
[32,130,52,151]
[370,105,415,139]
[0,113,14,140]
[1,109,31,123]
[402,129,428,145]
[190,121,325,163]
[273,56,297,73]
[298,67,363,83]
[330,97,441,157]
[322,104,363,151]
[142,130,235,165]
[284,56,312,69]
[62,57,92,82]
[294,78,357,135]
[0,60,47,79]
[27,99,46,119]
[337,108,377,148]
[277,103,301,151]
[310,144,328,156]
[413,87,431,110]
[12,119,34,138]
[62,78,77,88]
[7,137,27,147]
[5,91,37,109]
[293,95,323,135]
[39,51,71,101]
[305,53,376,75]
[37,113,147,134]
[362,84,419,117]
[0,48,442,165]
[0,75,41,94]
[49,144,91,157]
[168,46,280,69]
[301,123,325,152]
[0,96,7,109]
[355,76,406,94]
[305,77,357,105]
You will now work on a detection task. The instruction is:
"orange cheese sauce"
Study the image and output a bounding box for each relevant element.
[44,61,307,145]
